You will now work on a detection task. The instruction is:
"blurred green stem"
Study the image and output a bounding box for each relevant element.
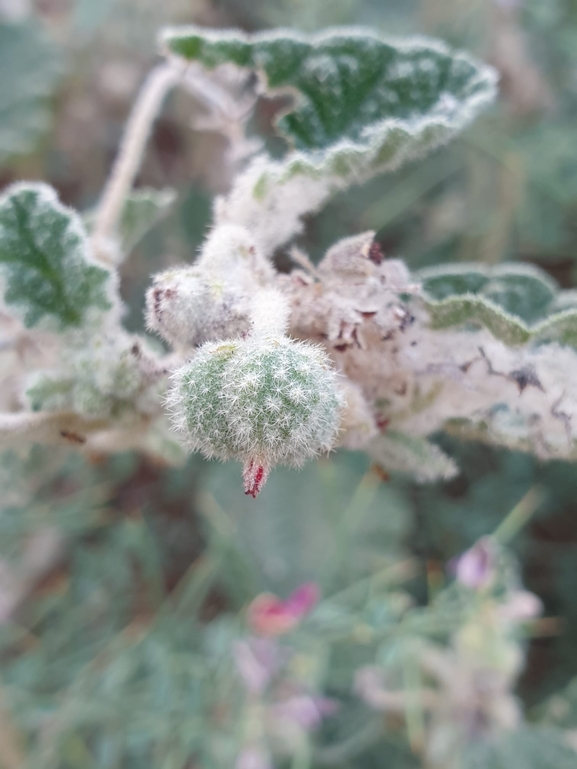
[493,486,544,544]
[92,62,182,263]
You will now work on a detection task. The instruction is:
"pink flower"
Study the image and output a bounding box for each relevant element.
[236,746,272,769]
[272,695,338,731]
[247,583,320,637]
[453,537,495,590]
[354,666,389,709]
[499,590,542,623]
[233,638,281,693]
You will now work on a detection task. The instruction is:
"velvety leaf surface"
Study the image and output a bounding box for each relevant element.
[119,187,176,255]
[0,22,62,162]
[161,27,497,254]
[418,262,577,349]
[0,183,112,329]
[367,430,458,482]
[163,26,496,159]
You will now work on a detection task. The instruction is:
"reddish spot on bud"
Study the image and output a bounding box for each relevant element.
[375,415,390,431]
[243,460,269,498]
[368,241,385,265]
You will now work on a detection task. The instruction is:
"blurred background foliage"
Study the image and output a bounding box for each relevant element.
[4,0,577,766]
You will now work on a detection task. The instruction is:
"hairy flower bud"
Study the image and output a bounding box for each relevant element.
[198,223,273,285]
[145,266,250,349]
[166,335,343,496]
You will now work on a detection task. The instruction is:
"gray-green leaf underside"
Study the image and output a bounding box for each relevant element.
[464,727,577,769]
[368,430,458,483]
[119,187,176,255]
[0,183,112,330]
[162,26,497,254]
[0,22,62,163]
[418,262,577,349]
[83,188,177,260]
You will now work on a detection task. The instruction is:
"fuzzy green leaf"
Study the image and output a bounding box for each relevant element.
[119,187,176,255]
[162,27,497,254]
[418,263,577,349]
[536,677,577,729]
[464,727,577,769]
[163,26,496,157]
[367,430,458,483]
[0,183,113,329]
[0,22,62,162]
[424,294,532,346]
[419,263,558,324]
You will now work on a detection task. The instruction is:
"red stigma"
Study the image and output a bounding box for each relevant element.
[243,460,269,498]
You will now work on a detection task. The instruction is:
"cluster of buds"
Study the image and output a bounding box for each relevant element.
[146,224,272,350]
[166,288,344,496]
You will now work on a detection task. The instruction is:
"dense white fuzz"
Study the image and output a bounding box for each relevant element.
[145,266,251,349]
[197,223,273,286]
[166,333,344,492]
[145,223,275,351]
[250,288,290,340]
[26,327,165,422]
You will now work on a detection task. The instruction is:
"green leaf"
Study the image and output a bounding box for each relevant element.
[419,263,558,324]
[163,27,496,157]
[162,27,497,254]
[417,262,577,349]
[535,676,577,729]
[464,726,577,769]
[367,430,459,482]
[0,183,113,330]
[26,373,74,412]
[424,294,532,346]
[0,22,62,162]
[119,187,176,255]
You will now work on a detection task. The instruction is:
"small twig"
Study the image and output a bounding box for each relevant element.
[289,247,323,281]
[0,688,26,769]
[91,62,182,261]
[0,411,109,448]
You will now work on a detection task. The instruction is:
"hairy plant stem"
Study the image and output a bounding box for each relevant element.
[0,411,109,447]
[91,62,182,262]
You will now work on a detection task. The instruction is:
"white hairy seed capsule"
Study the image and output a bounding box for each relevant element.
[145,266,251,349]
[167,336,343,497]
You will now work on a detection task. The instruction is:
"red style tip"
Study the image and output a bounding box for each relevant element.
[243,460,269,498]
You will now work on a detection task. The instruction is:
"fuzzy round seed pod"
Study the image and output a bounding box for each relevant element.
[167,336,344,496]
[145,266,251,349]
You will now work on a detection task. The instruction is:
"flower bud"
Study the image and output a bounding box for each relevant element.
[146,266,251,349]
[167,335,343,495]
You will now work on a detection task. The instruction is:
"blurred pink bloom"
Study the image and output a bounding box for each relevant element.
[233,638,280,693]
[499,589,542,623]
[453,537,495,590]
[272,695,338,730]
[236,746,272,769]
[248,583,320,636]
[354,666,389,709]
